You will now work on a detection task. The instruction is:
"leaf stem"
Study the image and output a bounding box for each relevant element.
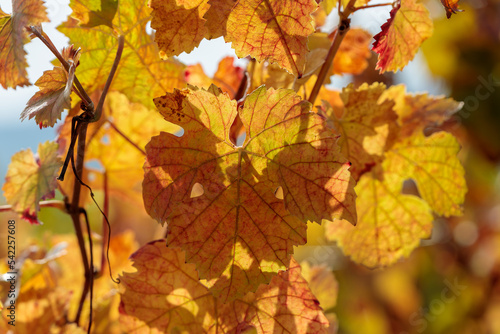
[92,35,125,122]
[307,0,357,106]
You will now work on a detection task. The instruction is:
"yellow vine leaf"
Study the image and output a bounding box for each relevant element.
[225,0,318,77]
[2,141,61,224]
[143,85,355,301]
[20,46,80,128]
[119,240,330,333]
[372,0,433,73]
[0,0,49,88]
[59,0,185,109]
[384,131,466,217]
[149,0,210,58]
[323,83,398,181]
[381,84,464,139]
[185,56,244,99]
[70,0,118,28]
[326,172,433,268]
[203,0,235,39]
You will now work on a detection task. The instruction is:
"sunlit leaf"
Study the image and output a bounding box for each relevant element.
[0,0,49,88]
[323,83,398,181]
[143,85,355,301]
[372,0,433,73]
[384,131,466,216]
[149,0,210,58]
[20,47,80,128]
[2,141,61,224]
[119,240,330,333]
[69,0,118,28]
[325,171,433,268]
[225,0,318,77]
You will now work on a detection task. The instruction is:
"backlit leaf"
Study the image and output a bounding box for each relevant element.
[440,0,462,19]
[2,141,61,224]
[0,0,49,88]
[59,0,185,109]
[324,83,398,181]
[384,131,466,217]
[119,240,330,333]
[372,0,433,73]
[143,85,355,301]
[20,47,80,128]
[325,172,433,268]
[380,84,464,139]
[203,0,236,39]
[69,0,118,28]
[149,0,210,58]
[225,0,318,77]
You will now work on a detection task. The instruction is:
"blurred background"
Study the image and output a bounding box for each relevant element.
[0,0,499,333]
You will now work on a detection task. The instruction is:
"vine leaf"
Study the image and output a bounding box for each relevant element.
[440,0,462,19]
[224,0,318,77]
[380,84,464,139]
[322,83,398,181]
[0,0,49,88]
[149,0,210,58]
[185,56,244,99]
[2,141,61,224]
[384,132,466,217]
[70,0,118,28]
[119,240,330,333]
[58,0,185,109]
[325,171,433,268]
[20,46,80,128]
[143,85,355,302]
[372,0,433,73]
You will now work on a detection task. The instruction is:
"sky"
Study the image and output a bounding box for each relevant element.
[0,0,447,200]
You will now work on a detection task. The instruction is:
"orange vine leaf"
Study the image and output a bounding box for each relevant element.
[2,141,62,224]
[143,85,355,301]
[0,0,49,88]
[149,0,210,58]
[372,0,433,73]
[225,0,318,77]
[119,240,330,333]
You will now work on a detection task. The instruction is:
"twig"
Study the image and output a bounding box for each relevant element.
[307,0,358,106]
[353,2,394,11]
[0,200,66,213]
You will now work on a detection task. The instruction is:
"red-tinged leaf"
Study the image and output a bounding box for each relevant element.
[225,0,318,77]
[0,0,49,88]
[149,0,210,58]
[119,240,330,333]
[2,141,61,224]
[204,0,236,39]
[20,48,80,128]
[440,0,462,19]
[143,85,355,302]
[372,0,433,73]
[325,171,433,268]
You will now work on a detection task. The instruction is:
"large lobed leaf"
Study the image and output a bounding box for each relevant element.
[119,240,330,333]
[324,83,466,267]
[2,141,61,224]
[0,0,49,88]
[372,0,433,73]
[143,85,356,302]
